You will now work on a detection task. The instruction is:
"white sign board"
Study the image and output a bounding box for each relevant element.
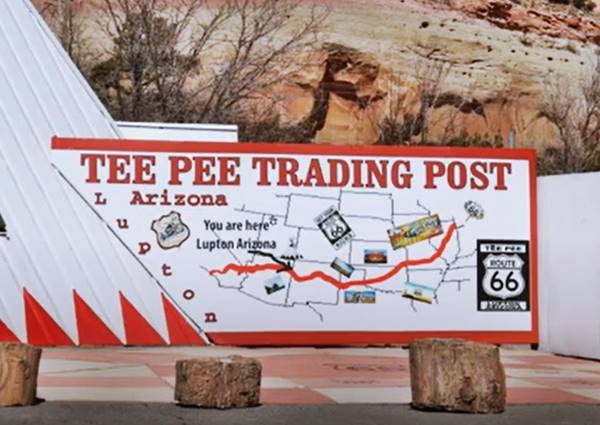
[51,138,538,345]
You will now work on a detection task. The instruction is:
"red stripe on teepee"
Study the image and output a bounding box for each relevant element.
[119,292,165,345]
[161,294,205,345]
[73,291,121,346]
[0,319,19,342]
[23,288,74,346]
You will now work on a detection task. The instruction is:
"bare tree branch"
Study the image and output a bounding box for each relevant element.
[36,0,95,72]
[538,55,600,174]
[376,57,452,145]
[84,0,327,127]
[195,0,328,123]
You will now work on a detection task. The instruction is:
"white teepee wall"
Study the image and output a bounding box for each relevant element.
[0,0,205,346]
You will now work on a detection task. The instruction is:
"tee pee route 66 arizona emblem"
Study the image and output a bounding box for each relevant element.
[477,240,530,312]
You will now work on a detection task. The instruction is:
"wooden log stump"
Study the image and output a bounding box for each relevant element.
[175,355,261,409]
[409,338,506,413]
[0,343,42,407]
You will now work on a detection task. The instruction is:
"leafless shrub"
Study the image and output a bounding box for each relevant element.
[91,0,222,121]
[195,0,328,124]
[36,0,94,72]
[235,90,327,143]
[538,55,600,175]
[377,58,452,145]
[88,0,327,124]
[238,113,315,143]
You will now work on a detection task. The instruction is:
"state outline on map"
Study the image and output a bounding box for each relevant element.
[201,188,476,322]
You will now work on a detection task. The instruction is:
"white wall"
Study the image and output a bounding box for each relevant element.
[0,0,204,346]
[117,122,238,143]
[538,172,600,359]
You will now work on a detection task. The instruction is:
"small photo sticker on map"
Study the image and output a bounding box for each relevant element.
[330,257,355,278]
[314,206,355,250]
[344,290,376,304]
[264,274,286,295]
[402,282,434,304]
[364,249,387,264]
[387,215,443,250]
[151,211,190,250]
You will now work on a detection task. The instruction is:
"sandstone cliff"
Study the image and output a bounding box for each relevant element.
[271,0,599,147]
[35,0,600,147]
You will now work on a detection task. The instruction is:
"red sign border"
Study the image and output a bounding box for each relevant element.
[52,137,538,346]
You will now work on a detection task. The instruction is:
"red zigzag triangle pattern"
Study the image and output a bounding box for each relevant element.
[161,294,205,345]
[119,292,165,345]
[0,319,19,342]
[20,289,202,346]
[23,288,74,346]
[73,290,121,346]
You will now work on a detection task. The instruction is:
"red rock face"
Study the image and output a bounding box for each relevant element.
[276,42,558,146]
[33,0,595,146]
[256,1,596,145]
[454,0,600,44]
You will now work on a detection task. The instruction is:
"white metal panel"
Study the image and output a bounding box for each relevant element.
[538,172,600,360]
[0,0,176,344]
[0,158,26,341]
[117,122,238,143]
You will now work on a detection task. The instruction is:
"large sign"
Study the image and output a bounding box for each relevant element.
[51,138,538,345]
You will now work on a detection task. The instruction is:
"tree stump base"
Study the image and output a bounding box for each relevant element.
[409,338,506,413]
[175,355,261,409]
[0,343,42,407]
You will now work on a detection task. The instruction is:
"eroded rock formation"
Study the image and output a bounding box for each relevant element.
[271,0,596,145]
[453,0,600,44]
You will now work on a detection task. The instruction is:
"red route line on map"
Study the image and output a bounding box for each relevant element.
[208,223,458,290]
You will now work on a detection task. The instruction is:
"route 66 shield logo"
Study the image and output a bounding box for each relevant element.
[151,211,190,250]
[314,206,354,250]
[482,254,525,299]
[477,240,530,312]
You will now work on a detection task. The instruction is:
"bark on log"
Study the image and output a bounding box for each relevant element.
[0,343,42,407]
[175,355,261,409]
[409,338,506,413]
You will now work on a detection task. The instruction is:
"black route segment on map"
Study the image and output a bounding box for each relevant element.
[248,250,292,272]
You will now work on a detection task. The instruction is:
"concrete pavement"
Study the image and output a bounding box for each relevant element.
[1,403,599,425]
[37,346,600,404]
